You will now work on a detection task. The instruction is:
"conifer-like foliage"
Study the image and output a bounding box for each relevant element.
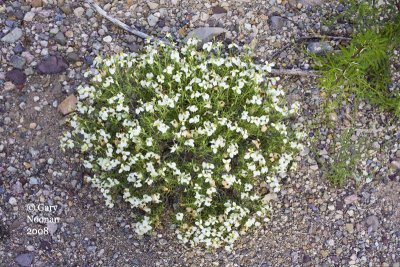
[315,0,400,115]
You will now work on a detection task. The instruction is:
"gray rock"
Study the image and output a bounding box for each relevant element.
[10,55,26,69]
[54,32,67,45]
[29,177,39,185]
[14,253,34,267]
[66,52,80,63]
[269,16,286,31]
[184,27,227,44]
[23,11,35,22]
[147,14,159,27]
[86,8,94,17]
[307,42,333,54]
[1,28,23,43]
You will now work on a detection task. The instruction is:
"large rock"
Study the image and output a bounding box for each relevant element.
[15,253,34,267]
[184,27,227,44]
[6,69,26,85]
[1,28,23,43]
[58,95,77,115]
[37,56,68,74]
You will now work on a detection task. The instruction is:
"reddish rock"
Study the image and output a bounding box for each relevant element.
[58,95,77,115]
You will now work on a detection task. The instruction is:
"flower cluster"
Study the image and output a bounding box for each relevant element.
[61,38,302,250]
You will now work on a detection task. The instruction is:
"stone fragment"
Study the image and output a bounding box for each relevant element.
[24,11,35,22]
[74,7,85,17]
[54,32,67,45]
[1,28,23,43]
[31,0,42,7]
[10,55,26,69]
[147,1,159,9]
[147,14,159,27]
[4,82,15,91]
[58,95,77,115]
[103,35,112,43]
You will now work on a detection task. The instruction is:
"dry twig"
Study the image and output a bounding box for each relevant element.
[86,0,153,40]
[270,68,319,77]
[297,35,351,42]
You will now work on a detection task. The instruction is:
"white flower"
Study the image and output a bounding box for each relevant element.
[227,143,239,158]
[62,39,300,251]
[146,137,153,147]
[165,65,174,75]
[202,42,213,52]
[171,50,180,62]
[176,213,184,221]
[210,136,226,154]
[184,139,195,147]
[134,216,153,236]
[153,119,170,133]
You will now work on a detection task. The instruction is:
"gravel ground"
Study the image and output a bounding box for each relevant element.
[1,0,399,266]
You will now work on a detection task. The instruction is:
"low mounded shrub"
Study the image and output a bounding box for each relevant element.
[61,38,303,250]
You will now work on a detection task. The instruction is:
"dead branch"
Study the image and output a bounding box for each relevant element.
[297,35,351,42]
[86,0,153,40]
[270,68,319,77]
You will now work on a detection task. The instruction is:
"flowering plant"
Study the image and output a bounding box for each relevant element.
[61,38,303,250]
